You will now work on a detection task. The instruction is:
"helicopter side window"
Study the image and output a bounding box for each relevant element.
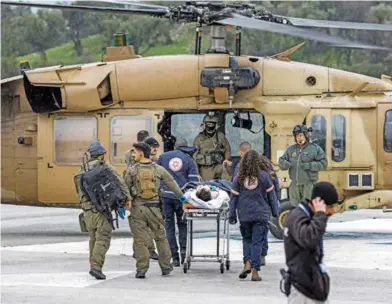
[310,115,326,152]
[225,112,264,157]
[110,116,152,164]
[384,110,392,153]
[54,116,97,164]
[331,114,346,162]
[171,113,205,147]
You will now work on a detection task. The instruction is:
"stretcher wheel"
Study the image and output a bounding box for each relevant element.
[220,263,224,274]
[183,262,188,273]
[225,260,230,270]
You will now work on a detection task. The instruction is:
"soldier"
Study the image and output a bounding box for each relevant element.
[124,142,189,278]
[156,138,199,266]
[74,141,131,280]
[124,130,158,261]
[279,124,327,206]
[144,137,160,162]
[124,130,150,167]
[193,112,231,180]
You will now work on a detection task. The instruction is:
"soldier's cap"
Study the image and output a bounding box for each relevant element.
[311,182,338,206]
[88,141,106,156]
[133,142,151,157]
[144,137,160,147]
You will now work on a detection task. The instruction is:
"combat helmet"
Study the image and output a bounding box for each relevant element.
[88,141,106,156]
[203,112,219,124]
[203,112,219,134]
[292,124,310,140]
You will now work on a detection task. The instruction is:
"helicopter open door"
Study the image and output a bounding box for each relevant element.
[377,103,392,187]
[37,110,163,205]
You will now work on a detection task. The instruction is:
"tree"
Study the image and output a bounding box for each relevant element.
[18,10,66,64]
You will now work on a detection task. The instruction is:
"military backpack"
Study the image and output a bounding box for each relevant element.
[130,163,159,200]
[80,161,126,213]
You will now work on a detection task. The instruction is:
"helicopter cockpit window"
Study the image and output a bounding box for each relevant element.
[310,115,326,152]
[171,113,205,147]
[384,110,392,153]
[225,112,264,157]
[110,116,152,164]
[54,116,97,164]
[331,114,346,162]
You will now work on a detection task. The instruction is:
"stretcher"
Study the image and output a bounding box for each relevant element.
[181,181,231,274]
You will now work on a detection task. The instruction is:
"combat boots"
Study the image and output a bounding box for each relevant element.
[251,269,262,281]
[162,264,174,276]
[89,268,106,280]
[238,260,252,279]
[135,271,146,279]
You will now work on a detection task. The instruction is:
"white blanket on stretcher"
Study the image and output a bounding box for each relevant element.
[183,189,229,209]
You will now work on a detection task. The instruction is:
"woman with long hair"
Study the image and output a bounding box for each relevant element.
[229,150,279,281]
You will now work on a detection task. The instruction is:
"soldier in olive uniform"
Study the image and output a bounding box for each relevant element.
[75,141,131,280]
[124,142,188,279]
[193,113,231,180]
[124,131,159,260]
[124,130,150,167]
[279,124,327,206]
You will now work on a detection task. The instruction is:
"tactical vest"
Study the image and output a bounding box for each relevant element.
[130,163,160,200]
[80,161,125,213]
[195,133,225,166]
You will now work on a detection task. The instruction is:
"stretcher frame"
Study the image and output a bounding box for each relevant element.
[182,207,230,274]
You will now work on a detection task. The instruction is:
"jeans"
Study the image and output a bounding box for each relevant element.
[163,198,187,259]
[240,220,268,270]
[261,225,269,256]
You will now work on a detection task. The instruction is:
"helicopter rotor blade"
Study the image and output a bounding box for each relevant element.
[1,1,169,16]
[286,17,392,32]
[218,14,390,51]
[97,0,169,10]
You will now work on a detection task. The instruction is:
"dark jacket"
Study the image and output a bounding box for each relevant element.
[283,201,330,301]
[233,163,280,198]
[229,171,279,223]
[156,147,199,199]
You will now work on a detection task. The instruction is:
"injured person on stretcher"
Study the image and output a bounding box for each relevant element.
[182,181,231,209]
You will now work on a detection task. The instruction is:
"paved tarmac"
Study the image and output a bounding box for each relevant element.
[1,205,392,304]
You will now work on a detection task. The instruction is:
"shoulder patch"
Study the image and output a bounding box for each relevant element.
[169,157,183,172]
[244,177,258,190]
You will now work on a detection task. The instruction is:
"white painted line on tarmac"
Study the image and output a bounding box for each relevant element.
[2,236,392,271]
[0,271,132,288]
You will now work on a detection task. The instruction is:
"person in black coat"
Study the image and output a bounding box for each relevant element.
[282,181,338,303]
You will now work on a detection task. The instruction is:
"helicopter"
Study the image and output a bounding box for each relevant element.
[1,0,392,239]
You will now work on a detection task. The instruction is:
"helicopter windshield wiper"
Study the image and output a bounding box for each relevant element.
[285,17,392,32]
[218,14,391,51]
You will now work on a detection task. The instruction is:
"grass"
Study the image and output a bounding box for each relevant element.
[16,35,191,69]
[17,35,107,67]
